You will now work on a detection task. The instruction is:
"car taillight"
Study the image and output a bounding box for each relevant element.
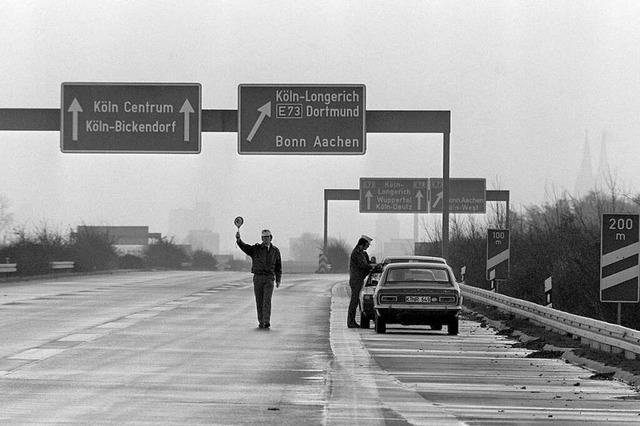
[439,296,457,303]
[381,295,397,302]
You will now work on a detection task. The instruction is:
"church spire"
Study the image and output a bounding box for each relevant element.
[595,130,611,188]
[574,129,595,196]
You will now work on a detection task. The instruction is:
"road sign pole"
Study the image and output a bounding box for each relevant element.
[545,276,553,308]
[618,303,622,325]
[442,132,450,259]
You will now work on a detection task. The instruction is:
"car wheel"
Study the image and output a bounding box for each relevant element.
[448,317,459,335]
[360,312,370,329]
[431,324,442,331]
[374,312,386,334]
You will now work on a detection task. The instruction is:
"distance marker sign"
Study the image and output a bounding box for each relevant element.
[61,83,201,153]
[486,228,510,280]
[238,84,366,155]
[600,214,639,303]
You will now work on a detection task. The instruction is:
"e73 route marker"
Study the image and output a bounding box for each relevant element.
[61,83,201,153]
[238,84,366,155]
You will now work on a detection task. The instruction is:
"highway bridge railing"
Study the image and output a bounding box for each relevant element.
[460,283,640,360]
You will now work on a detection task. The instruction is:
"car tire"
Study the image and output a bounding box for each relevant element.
[360,312,370,329]
[448,317,459,335]
[431,324,443,331]
[374,312,386,334]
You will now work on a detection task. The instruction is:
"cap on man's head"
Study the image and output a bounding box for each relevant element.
[361,235,372,243]
[261,229,272,238]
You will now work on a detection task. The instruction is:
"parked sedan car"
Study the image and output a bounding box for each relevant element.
[358,255,448,328]
[373,262,461,335]
[379,255,447,265]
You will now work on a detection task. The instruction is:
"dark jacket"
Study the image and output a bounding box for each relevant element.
[349,245,372,284]
[237,239,282,282]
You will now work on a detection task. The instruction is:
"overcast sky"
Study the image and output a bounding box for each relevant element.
[2,0,640,256]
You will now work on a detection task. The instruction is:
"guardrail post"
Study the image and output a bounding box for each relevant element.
[544,277,552,308]
[461,266,466,282]
[489,269,497,292]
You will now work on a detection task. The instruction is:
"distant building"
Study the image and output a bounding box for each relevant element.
[186,229,219,254]
[74,225,161,256]
[383,239,414,257]
[168,202,214,240]
[375,214,400,244]
[213,254,234,270]
[289,233,322,263]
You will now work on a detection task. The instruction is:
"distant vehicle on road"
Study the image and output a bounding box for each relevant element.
[358,255,448,328]
[373,262,461,335]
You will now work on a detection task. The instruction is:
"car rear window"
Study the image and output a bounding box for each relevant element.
[385,268,451,285]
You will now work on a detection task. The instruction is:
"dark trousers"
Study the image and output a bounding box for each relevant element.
[253,274,275,325]
[347,279,364,325]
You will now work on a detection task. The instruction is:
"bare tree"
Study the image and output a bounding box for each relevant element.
[0,195,14,245]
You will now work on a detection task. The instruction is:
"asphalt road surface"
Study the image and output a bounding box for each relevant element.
[1,271,639,425]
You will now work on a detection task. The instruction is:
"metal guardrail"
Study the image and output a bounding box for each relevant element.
[0,263,17,274]
[460,283,640,360]
[49,261,75,271]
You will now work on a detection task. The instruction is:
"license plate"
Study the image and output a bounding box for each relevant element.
[405,296,433,303]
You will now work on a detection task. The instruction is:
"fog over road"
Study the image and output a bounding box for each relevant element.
[1,271,638,424]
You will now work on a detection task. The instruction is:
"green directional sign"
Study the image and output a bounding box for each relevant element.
[61,83,201,153]
[430,178,486,214]
[359,178,428,213]
[238,84,366,155]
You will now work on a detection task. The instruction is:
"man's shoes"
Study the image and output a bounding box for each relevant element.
[258,323,264,329]
[264,323,270,328]
[347,322,360,328]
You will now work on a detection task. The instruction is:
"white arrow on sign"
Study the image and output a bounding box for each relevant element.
[247,102,271,142]
[180,99,194,142]
[365,190,373,210]
[432,191,443,209]
[68,98,83,141]
[416,190,424,210]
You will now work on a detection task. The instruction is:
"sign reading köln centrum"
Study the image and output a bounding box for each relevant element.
[238,84,366,155]
[61,82,201,153]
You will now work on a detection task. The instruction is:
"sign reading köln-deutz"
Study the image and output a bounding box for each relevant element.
[238,84,366,155]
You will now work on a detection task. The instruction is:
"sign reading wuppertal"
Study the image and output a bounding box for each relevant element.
[61,83,201,153]
[359,178,428,213]
[600,214,640,303]
[238,84,366,155]
[486,228,510,280]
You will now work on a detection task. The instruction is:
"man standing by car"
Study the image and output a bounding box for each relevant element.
[347,235,374,328]
[236,229,282,329]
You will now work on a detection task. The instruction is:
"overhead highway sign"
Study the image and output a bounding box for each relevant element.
[238,84,366,155]
[61,82,201,153]
[430,178,486,213]
[359,178,428,213]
